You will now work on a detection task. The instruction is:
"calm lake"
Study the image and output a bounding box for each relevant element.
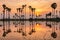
[0,21,60,40]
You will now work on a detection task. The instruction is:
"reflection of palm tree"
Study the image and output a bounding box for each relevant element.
[7,21,11,34]
[3,31,6,37]
[22,32,26,36]
[51,32,57,38]
[2,4,6,20]
[17,22,22,33]
[51,3,57,18]
[2,21,6,37]
[51,24,57,38]
[20,21,26,36]
[29,22,36,35]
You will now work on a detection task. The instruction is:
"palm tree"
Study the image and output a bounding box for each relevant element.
[24,5,26,19]
[17,8,20,19]
[29,6,32,19]
[18,8,21,19]
[31,8,34,19]
[22,5,26,19]
[51,3,57,18]
[7,8,11,19]
[17,8,19,15]
[59,11,60,18]
[6,7,8,19]
[2,4,6,20]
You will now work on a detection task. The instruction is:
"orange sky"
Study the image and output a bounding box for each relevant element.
[0,0,60,15]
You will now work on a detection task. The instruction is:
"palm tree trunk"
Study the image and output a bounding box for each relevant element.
[8,12,10,20]
[3,10,5,20]
[32,12,33,19]
[25,7,26,19]
[19,12,20,20]
[54,9,55,18]
[6,10,7,19]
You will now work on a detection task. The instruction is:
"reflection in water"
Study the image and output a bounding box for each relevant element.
[29,21,36,35]
[0,21,60,40]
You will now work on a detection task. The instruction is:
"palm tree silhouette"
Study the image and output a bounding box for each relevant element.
[31,8,34,19]
[6,7,8,19]
[18,8,21,19]
[33,8,36,19]
[24,5,26,19]
[51,3,57,18]
[5,7,11,20]
[17,8,19,18]
[22,5,26,19]
[29,6,32,19]
[17,8,21,19]
[2,4,6,20]
[8,8,11,19]
[59,11,60,18]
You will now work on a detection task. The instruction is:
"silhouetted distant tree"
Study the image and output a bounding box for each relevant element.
[8,8,11,19]
[17,8,21,19]
[6,7,8,19]
[59,11,60,17]
[29,6,32,19]
[46,12,51,19]
[51,3,57,18]
[18,8,21,19]
[31,8,36,19]
[2,4,6,19]
[22,5,26,19]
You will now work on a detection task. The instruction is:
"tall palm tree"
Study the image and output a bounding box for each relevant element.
[31,8,34,19]
[6,7,8,19]
[17,8,19,19]
[33,8,36,19]
[22,5,26,19]
[29,6,32,19]
[18,8,21,19]
[59,11,60,18]
[17,8,19,14]
[24,5,26,19]
[51,3,57,18]
[7,8,11,19]
[2,4,6,20]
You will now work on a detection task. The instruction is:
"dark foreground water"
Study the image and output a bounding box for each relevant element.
[0,21,60,40]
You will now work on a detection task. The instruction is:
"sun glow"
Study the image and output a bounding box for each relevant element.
[35,9,42,16]
[35,24,42,31]
[35,24,47,31]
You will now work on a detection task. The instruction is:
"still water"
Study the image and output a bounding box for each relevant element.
[0,21,60,40]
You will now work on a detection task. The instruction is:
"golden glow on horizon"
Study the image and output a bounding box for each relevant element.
[35,9,42,16]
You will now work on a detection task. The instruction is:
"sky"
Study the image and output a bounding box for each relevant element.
[0,0,60,18]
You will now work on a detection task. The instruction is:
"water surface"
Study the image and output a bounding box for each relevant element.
[0,21,60,40]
